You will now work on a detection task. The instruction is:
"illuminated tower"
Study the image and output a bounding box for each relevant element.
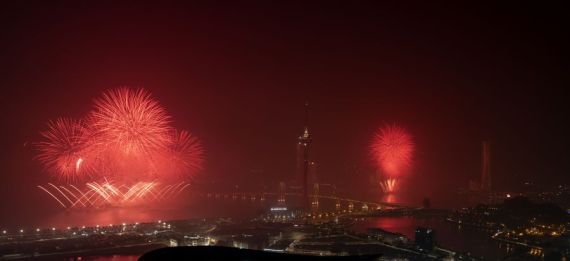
[481,141,491,192]
[278,182,286,205]
[297,102,312,210]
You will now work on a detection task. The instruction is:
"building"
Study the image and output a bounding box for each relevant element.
[465,141,493,205]
[415,227,436,252]
[367,228,408,245]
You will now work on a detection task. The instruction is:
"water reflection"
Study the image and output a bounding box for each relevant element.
[382,194,397,204]
[352,217,508,260]
[7,199,262,229]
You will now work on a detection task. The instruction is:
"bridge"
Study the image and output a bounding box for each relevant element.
[197,183,414,211]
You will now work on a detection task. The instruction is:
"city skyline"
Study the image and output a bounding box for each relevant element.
[1,0,569,230]
[1,2,570,260]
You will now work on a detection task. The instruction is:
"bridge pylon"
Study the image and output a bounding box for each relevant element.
[311,183,320,210]
[278,182,286,205]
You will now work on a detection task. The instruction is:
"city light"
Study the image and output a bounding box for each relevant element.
[0,4,567,261]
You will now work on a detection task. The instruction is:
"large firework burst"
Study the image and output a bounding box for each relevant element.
[35,88,203,182]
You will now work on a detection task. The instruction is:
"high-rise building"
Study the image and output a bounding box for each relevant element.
[297,102,312,209]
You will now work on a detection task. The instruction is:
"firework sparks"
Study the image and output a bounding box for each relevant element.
[165,130,204,179]
[379,178,397,193]
[90,88,172,155]
[371,124,414,177]
[35,118,91,180]
[371,124,414,195]
[38,180,191,209]
[35,87,204,208]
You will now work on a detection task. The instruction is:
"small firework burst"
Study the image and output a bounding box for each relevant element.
[371,124,414,177]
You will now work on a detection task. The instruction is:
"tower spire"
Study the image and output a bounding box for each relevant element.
[304,101,309,129]
[297,101,312,210]
[303,101,310,139]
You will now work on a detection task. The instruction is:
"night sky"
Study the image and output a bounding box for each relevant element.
[0,2,569,216]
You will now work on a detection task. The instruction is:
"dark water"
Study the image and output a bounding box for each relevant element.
[352,217,509,260]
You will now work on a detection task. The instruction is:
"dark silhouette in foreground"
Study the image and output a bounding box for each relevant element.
[139,246,382,261]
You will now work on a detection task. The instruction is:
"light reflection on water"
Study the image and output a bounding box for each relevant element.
[4,199,264,229]
[352,216,508,260]
[4,195,518,260]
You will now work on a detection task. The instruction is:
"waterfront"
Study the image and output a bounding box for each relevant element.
[75,216,510,260]
[0,198,263,229]
[352,216,511,260]
[1,201,514,260]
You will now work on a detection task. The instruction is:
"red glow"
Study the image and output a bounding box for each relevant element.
[90,88,172,155]
[35,88,204,208]
[37,181,191,209]
[371,124,414,178]
[380,178,397,193]
[36,118,93,180]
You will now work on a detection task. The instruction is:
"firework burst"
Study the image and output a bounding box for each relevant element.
[35,118,93,180]
[35,87,204,184]
[89,88,172,155]
[168,130,204,178]
[371,124,414,177]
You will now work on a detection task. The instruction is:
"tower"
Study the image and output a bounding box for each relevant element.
[297,102,312,210]
[481,141,491,192]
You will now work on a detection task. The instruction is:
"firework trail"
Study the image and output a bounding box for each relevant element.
[379,178,397,193]
[37,181,191,209]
